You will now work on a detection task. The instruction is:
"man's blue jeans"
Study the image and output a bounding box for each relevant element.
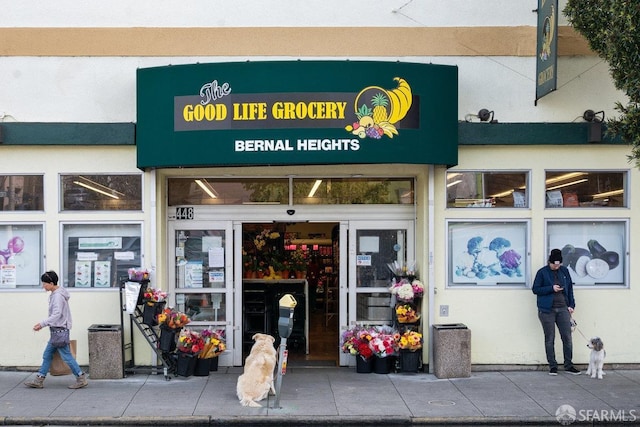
[538,308,573,370]
[38,341,82,377]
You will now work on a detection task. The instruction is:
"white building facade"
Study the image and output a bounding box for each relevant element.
[1,0,637,371]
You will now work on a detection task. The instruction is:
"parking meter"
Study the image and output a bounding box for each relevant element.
[274,293,297,408]
[277,294,297,339]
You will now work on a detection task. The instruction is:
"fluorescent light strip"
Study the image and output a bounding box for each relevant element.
[195,179,217,199]
[77,176,125,197]
[446,179,462,188]
[73,181,119,199]
[545,172,587,185]
[307,180,323,198]
[592,189,624,199]
[546,179,588,191]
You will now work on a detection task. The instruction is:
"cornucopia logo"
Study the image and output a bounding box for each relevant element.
[345,77,413,139]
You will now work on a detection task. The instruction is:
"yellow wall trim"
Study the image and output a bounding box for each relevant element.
[0,26,592,57]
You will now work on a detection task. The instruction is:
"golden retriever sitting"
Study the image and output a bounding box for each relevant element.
[236,333,277,407]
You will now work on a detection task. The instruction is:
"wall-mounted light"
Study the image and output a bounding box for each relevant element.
[195,179,218,199]
[464,109,497,123]
[73,176,124,199]
[478,109,496,122]
[583,109,605,143]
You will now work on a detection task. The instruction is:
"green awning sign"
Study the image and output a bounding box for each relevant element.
[136,60,458,168]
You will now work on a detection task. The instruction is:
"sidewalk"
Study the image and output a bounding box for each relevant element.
[1,367,639,426]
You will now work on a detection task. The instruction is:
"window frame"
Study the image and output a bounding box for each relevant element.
[60,173,143,212]
[545,219,629,288]
[446,219,530,288]
[61,221,143,289]
[544,170,628,208]
[0,222,45,289]
[446,170,530,209]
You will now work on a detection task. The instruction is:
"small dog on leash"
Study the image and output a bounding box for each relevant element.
[236,333,277,407]
[586,337,606,379]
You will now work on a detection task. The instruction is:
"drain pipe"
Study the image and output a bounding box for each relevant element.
[427,165,435,374]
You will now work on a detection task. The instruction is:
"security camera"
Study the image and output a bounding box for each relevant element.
[286,209,295,216]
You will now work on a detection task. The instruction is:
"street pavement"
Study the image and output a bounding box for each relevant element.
[1,366,639,426]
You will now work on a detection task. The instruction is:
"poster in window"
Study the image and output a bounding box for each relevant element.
[0,228,42,286]
[548,222,625,285]
[75,261,92,287]
[449,221,527,286]
[94,261,111,287]
[185,261,203,288]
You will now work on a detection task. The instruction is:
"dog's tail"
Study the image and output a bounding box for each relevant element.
[240,397,262,408]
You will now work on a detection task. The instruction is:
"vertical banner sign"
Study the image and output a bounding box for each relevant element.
[535,0,558,105]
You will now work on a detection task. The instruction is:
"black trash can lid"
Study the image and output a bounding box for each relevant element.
[433,323,468,329]
[88,324,122,331]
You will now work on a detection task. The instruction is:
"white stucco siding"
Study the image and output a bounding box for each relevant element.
[0,0,546,28]
[0,56,622,123]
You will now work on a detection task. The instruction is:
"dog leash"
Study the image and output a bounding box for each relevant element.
[570,316,590,342]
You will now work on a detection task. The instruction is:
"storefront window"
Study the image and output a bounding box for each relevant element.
[546,220,628,287]
[61,174,142,211]
[0,175,44,211]
[168,178,288,206]
[62,223,142,288]
[545,171,627,208]
[446,171,529,208]
[168,177,414,206]
[294,178,414,205]
[0,223,44,289]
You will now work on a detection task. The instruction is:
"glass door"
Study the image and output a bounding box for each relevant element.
[343,220,414,365]
[168,221,234,366]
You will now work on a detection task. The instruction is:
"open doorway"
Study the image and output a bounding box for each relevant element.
[241,222,339,366]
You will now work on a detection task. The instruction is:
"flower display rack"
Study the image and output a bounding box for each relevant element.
[119,278,176,380]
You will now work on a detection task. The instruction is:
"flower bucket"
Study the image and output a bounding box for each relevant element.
[159,327,177,352]
[176,352,197,377]
[209,356,219,372]
[400,349,421,373]
[373,356,390,374]
[142,301,165,327]
[356,356,374,373]
[194,357,211,376]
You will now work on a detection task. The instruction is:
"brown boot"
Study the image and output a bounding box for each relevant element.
[25,374,45,388]
[68,373,88,389]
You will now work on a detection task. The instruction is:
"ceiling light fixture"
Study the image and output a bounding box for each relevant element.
[545,172,588,185]
[546,179,588,191]
[195,179,218,199]
[592,189,624,199]
[307,180,323,198]
[73,176,124,199]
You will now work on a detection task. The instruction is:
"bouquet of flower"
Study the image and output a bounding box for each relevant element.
[157,307,191,330]
[199,328,226,359]
[128,268,149,281]
[369,327,397,358]
[253,229,280,251]
[389,278,424,302]
[177,328,205,354]
[143,286,168,304]
[394,330,423,351]
[341,326,374,360]
[290,247,307,271]
[395,303,420,323]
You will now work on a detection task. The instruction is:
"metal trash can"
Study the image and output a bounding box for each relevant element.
[432,323,471,379]
[88,324,123,379]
